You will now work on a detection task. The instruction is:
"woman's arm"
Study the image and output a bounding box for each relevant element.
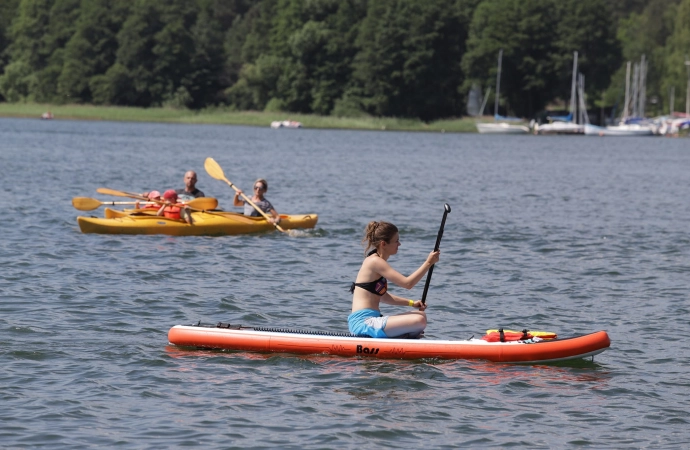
[269,208,281,224]
[156,205,165,216]
[233,191,244,207]
[373,251,440,290]
[380,292,427,310]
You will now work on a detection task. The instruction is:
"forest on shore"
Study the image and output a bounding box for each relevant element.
[0,0,689,121]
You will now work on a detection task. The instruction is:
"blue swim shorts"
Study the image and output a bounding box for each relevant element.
[348,309,389,338]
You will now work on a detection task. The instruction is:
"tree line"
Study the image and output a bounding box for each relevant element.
[0,0,688,120]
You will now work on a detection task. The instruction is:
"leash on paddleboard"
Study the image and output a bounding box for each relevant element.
[421,203,451,305]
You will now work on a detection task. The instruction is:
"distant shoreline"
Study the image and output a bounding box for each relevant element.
[0,102,482,133]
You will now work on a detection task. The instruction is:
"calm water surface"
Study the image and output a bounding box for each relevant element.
[1,118,689,448]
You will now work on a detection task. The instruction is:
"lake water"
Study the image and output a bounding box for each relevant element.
[1,117,689,448]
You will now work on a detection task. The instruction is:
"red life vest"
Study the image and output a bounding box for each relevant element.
[162,205,181,220]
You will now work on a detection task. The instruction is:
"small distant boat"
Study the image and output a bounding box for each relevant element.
[41,112,54,120]
[475,49,529,135]
[270,120,302,129]
[535,121,584,135]
[476,122,530,134]
[584,124,654,136]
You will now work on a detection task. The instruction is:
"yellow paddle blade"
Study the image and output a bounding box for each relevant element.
[204,157,227,181]
[72,197,102,211]
[97,187,147,200]
[186,197,218,210]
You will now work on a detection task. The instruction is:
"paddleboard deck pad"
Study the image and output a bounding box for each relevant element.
[168,323,610,364]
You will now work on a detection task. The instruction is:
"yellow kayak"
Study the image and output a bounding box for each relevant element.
[77,208,318,236]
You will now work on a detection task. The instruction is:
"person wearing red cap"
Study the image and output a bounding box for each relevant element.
[135,190,162,210]
[157,190,193,224]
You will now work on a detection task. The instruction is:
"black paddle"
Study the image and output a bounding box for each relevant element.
[421,203,451,305]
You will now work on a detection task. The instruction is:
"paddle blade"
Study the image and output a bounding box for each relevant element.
[97,187,146,200]
[204,157,226,181]
[72,197,102,211]
[186,197,218,210]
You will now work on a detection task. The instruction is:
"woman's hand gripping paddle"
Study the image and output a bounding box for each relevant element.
[204,157,287,234]
[421,203,451,305]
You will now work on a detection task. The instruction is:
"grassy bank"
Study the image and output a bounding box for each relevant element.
[0,102,480,133]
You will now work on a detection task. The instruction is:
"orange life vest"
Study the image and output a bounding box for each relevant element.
[162,205,181,220]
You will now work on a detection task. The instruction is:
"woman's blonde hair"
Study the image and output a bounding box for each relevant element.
[254,178,268,191]
[362,221,398,256]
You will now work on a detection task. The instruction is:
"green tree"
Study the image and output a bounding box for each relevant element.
[604,0,681,116]
[350,0,470,120]
[186,0,226,108]
[553,0,620,100]
[34,0,80,101]
[0,0,54,101]
[662,0,690,113]
[224,0,275,108]
[112,0,206,107]
[57,0,130,103]
[273,0,366,114]
[226,0,366,114]
[462,0,559,118]
[0,0,21,93]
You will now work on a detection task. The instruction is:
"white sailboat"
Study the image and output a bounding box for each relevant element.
[585,57,654,136]
[476,49,529,134]
[536,52,584,135]
[584,123,654,136]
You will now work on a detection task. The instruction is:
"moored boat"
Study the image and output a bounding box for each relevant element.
[476,122,530,134]
[78,209,318,236]
[168,323,610,363]
[535,121,584,135]
[475,50,530,135]
[584,123,654,136]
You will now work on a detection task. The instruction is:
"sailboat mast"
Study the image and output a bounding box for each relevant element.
[494,49,503,118]
[570,51,578,120]
[624,61,631,120]
[638,55,647,117]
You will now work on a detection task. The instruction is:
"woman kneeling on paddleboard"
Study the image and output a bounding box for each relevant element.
[349,221,440,338]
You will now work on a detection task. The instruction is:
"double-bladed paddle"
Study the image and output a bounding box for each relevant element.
[93,188,218,211]
[204,157,287,233]
[72,197,157,211]
[421,203,451,305]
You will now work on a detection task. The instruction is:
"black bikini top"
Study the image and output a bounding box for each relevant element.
[349,276,388,296]
[349,250,388,296]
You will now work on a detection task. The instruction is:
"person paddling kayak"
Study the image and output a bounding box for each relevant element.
[349,221,440,338]
[233,178,281,225]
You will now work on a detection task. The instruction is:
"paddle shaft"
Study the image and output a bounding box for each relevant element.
[421,203,451,305]
[204,158,286,233]
[72,197,159,211]
[94,188,217,211]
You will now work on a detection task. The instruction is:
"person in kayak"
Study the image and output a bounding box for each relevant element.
[135,190,162,210]
[157,190,193,224]
[349,221,440,338]
[175,171,205,202]
[233,178,281,225]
